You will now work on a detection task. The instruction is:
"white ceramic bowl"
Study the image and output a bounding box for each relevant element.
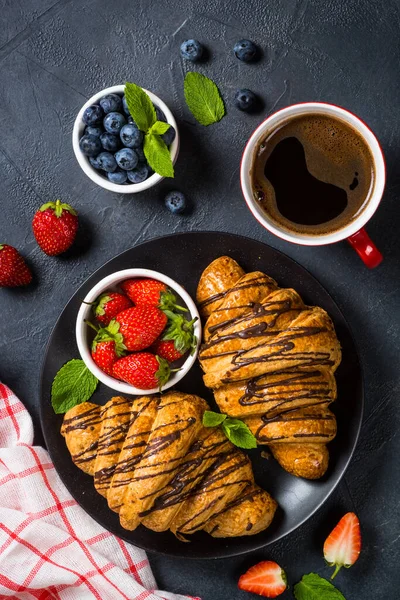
[72,85,180,193]
[76,269,201,395]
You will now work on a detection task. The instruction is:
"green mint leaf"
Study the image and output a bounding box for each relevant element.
[51,359,98,414]
[149,120,171,136]
[203,410,227,427]
[124,82,156,132]
[222,418,258,449]
[144,132,174,178]
[184,72,225,126]
[294,574,346,600]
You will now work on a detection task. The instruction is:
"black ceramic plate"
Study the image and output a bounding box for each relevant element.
[40,232,363,559]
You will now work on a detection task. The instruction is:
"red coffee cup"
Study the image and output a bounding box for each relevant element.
[240,102,384,268]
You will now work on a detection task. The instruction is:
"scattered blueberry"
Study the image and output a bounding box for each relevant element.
[115,147,138,170]
[107,169,128,184]
[155,106,167,122]
[89,155,102,170]
[85,125,103,137]
[82,104,104,125]
[97,152,117,173]
[100,132,121,152]
[99,93,122,114]
[120,123,143,148]
[127,163,152,183]
[180,39,204,62]
[161,125,176,147]
[234,89,258,112]
[79,134,102,156]
[165,190,186,214]
[103,111,127,134]
[127,115,136,124]
[234,39,259,62]
[122,95,130,115]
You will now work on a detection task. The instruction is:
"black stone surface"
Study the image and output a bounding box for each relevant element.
[0,1,399,598]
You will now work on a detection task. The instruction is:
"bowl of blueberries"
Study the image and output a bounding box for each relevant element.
[72,85,179,193]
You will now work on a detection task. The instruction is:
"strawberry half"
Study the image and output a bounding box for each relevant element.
[112,352,171,390]
[323,512,361,579]
[153,339,184,362]
[120,278,167,306]
[238,561,287,598]
[87,320,126,376]
[32,199,78,256]
[0,244,32,287]
[93,291,132,325]
[114,305,167,352]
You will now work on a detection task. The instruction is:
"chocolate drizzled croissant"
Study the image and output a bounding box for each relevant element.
[196,256,341,479]
[61,392,277,539]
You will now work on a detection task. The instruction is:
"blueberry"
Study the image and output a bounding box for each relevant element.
[165,190,186,214]
[155,106,167,122]
[79,134,102,156]
[127,115,135,124]
[82,104,104,125]
[107,169,128,184]
[162,125,176,147]
[135,147,146,162]
[127,163,152,183]
[99,93,122,114]
[120,123,143,148]
[180,39,203,62]
[100,132,121,152]
[103,112,126,134]
[97,152,117,172]
[85,125,103,137]
[115,148,138,170]
[234,39,259,62]
[234,89,258,112]
[122,95,130,115]
[89,155,102,170]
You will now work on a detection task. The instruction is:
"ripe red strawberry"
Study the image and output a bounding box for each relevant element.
[120,278,167,306]
[113,352,171,390]
[153,339,184,362]
[87,320,126,376]
[238,561,287,598]
[323,512,361,579]
[114,305,167,351]
[32,199,78,256]
[93,291,132,325]
[0,244,32,287]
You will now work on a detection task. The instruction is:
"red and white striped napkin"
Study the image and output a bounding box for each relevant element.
[0,383,200,600]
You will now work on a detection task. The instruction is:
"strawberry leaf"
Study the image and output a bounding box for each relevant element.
[162,312,197,354]
[155,355,172,391]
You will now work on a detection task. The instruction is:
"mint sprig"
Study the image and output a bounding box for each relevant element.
[294,573,346,600]
[51,359,98,414]
[184,72,225,126]
[124,82,174,178]
[202,410,257,449]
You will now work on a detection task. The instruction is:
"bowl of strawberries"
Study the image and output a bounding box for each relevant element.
[76,269,201,394]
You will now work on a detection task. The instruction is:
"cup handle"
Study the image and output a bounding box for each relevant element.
[347,228,383,268]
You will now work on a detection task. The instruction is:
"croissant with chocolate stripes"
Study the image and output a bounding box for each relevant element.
[61,392,277,540]
[196,256,341,479]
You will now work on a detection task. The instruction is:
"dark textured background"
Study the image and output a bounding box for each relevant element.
[1,0,399,598]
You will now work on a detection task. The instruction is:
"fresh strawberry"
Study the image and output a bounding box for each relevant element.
[93,291,132,325]
[0,244,32,287]
[153,339,184,362]
[120,278,167,306]
[113,352,171,390]
[238,561,287,598]
[323,512,361,579]
[162,312,198,355]
[32,199,78,256]
[87,320,126,376]
[114,305,167,351]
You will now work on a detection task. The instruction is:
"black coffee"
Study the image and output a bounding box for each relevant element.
[251,114,375,235]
